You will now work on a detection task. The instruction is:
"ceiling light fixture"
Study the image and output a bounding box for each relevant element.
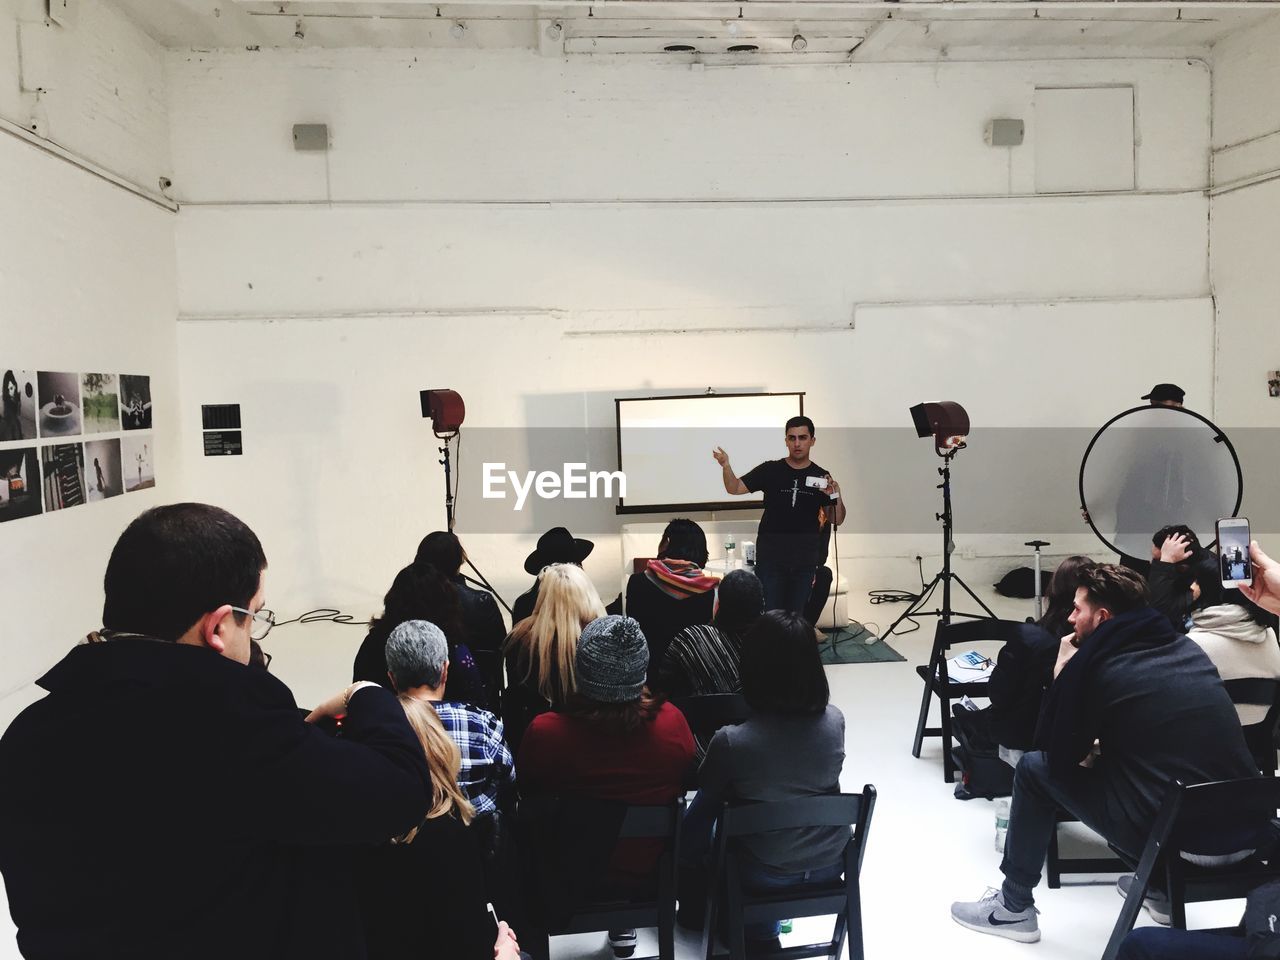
[545,21,563,40]
[664,43,696,52]
[450,20,466,39]
[293,17,305,40]
[791,33,807,51]
[728,43,759,52]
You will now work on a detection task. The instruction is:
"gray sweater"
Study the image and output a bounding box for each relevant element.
[697,704,847,873]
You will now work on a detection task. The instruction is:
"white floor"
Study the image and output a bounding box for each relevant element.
[0,558,1243,960]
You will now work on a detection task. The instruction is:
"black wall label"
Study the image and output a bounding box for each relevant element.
[203,430,243,456]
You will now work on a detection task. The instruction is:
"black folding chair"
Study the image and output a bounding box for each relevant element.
[1102,776,1280,960]
[702,787,876,960]
[517,796,683,960]
[912,618,1026,782]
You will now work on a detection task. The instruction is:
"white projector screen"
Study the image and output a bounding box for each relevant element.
[615,392,804,513]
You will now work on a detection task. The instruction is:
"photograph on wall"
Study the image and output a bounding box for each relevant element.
[41,443,87,512]
[81,373,121,433]
[121,434,155,492]
[1269,371,1280,398]
[1,368,38,441]
[36,371,82,438]
[84,438,123,503]
[120,375,152,430]
[0,447,43,523]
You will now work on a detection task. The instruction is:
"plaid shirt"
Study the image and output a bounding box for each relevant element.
[431,700,515,816]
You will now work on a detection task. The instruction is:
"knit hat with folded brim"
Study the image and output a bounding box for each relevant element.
[576,615,648,703]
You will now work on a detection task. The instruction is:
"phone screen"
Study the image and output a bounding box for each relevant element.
[1217,518,1252,587]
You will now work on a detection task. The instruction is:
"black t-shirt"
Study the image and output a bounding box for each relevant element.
[740,459,835,567]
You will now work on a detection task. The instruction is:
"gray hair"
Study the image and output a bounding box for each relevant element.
[384,619,449,690]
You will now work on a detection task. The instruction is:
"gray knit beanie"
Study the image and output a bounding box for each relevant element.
[575,615,648,703]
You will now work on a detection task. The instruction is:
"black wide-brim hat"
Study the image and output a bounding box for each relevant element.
[524,526,595,575]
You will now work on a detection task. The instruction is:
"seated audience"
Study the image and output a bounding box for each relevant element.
[659,568,764,700]
[1148,524,1221,632]
[353,562,489,707]
[346,641,521,960]
[502,562,606,754]
[0,503,433,960]
[952,564,1259,943]
[383,619,515,827]
[986,556,1096,762]
[1187,590,1280,725]
[518,615,696,958]
[626,519,717,681]
[414,530,508,695]
[513,526,596,623]
[682,609,848,947]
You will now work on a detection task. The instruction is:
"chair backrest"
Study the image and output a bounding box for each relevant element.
[937,617,1041,650]
[1223,678,1280,772]
[1148,776,1280,862]
[718,786,877,877]
[672,693,753,742]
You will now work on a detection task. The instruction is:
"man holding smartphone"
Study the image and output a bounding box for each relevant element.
[713,416,846,615]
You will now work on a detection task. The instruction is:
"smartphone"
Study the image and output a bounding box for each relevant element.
[1217,517,1253,588]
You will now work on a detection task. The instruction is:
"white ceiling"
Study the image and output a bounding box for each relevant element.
[110,0,1279,60]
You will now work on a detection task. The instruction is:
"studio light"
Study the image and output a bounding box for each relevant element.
[421,389,465,438]
[910,401,970,457]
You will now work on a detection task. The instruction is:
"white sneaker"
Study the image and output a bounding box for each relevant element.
[950,887,1041,943]
[1116,874,1172,925]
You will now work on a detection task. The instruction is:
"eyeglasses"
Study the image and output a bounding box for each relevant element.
[229,606,276,641]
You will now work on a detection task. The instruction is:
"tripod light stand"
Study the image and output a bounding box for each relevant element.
[881,402,994,642]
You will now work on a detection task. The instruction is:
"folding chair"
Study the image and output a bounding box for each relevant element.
[1102,776,1280,960]
[912,618,1029,782]
[702,787,876,960]
[1225,678,1280,777]
[517,796,683,960]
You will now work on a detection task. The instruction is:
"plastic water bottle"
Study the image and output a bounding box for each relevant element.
[724,533,737,568]
[995,798,1010,852]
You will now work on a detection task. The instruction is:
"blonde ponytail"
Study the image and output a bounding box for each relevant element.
[394,695,475,843]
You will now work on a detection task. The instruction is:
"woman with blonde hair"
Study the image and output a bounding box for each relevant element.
[344,620,521,960]
[502,563,605,754]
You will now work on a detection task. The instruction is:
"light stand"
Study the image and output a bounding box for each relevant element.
[880,448,995,643]
[423,389,513,617]
[1027,539,1050,621]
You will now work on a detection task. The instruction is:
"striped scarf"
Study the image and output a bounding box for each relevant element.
[643,558,719,600]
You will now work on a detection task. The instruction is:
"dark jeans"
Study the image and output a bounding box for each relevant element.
[1117,927,1247,960]
[755,562,815,615]
[737,859,844,940]
[999,751,1147,912]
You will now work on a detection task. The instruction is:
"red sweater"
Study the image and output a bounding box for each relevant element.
[518,702,696,886]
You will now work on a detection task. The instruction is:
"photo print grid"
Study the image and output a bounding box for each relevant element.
[1,368,38,442]
[121,434,154,492]
[41,443,87,511]
[36,371,82,439]
[84,438,124,503]
[81,373,121,434]
[0,447,43,523]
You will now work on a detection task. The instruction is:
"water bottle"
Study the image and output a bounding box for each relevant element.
[724,533,737,568]
[995,798,1010,852]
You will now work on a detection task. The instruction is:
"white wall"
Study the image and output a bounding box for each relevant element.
[165,49,1216,705]
[1210,14,1280,530]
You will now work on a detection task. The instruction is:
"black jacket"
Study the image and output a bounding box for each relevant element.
[1036,607,1256,830]
[1148,554,1221,632]
[624,574,716,686]
[985,622,1059,751]
[0,639,432,960]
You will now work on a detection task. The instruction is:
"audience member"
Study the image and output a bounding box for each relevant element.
[986,556,1096,762]
[348,647,522,960]
[518,615,696,959]
[414,531,508,694]
[353,562,489,707]
[383,620,515,828]
[1188,590,1280,725]
[0,503,433,960]
[512,526,595,623]
[951,564,1258,943]
[1148,524,1221,631]
[626,518,717,683]
[681,610,847,947]
[659,568,764,701]
[502,562,606,754]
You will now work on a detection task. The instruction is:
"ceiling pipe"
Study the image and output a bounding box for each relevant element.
[237,0,1280,10]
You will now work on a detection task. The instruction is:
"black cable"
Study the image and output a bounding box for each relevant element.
[273,608,371,629]
[865,556,926,635]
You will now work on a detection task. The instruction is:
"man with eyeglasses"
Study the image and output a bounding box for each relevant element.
[0,502,435,960]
